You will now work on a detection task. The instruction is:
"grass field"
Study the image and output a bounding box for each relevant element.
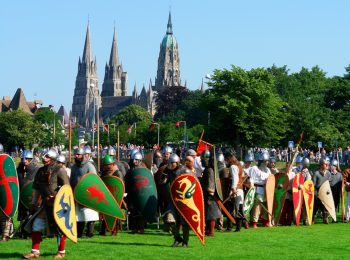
[2,218,350,260]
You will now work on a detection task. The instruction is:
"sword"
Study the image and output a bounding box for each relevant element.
[214,196,236,224]
[254,198,273,218]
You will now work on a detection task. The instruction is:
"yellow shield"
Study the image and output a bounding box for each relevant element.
[53,185,77,243]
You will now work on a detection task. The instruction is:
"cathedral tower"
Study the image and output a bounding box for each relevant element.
[101,28,128,97]
[72,23,100,128]
[154,12,182,92]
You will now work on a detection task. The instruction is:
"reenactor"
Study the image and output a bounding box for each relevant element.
[70,148,99,238]
[22,150,69,259]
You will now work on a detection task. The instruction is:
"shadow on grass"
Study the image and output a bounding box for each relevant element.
[0,252,56,259]
[85,240,167,247]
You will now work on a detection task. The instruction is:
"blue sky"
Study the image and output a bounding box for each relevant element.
[1,1,350,112]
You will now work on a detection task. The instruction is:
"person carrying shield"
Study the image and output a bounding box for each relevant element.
[99,155,124,236]
[70,148,99,238]
[22,149,69,259]
[312,157,331,224]
[201,150,222,236]
[17,150,40,239]
[0,143,14,243]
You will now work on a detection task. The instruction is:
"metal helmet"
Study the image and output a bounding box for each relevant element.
[296,156,303,164]
[260,151,270,161]
[217,153,225,163]
[0,143,3,153]
[22,150,34,160]
[331,159,338,167]
[108,147,116,156]
[57,155,66,164]
[269,157,276,163]
[163,146,173,154]
[186,149,197,156]
[169,154,180,163]
[45,149,58,160]
[103,154,115,165]
[319,157,330,165]
[302,158,310,167]
[74,147,85,155]
[244,153,254,162]
[84,146,92,154]
[129,148,139,159]
[201,150,211,159]
[133,152,143,160]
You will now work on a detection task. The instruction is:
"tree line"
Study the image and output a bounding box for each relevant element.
[1,64,350,151]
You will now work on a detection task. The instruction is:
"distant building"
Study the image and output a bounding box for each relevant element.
[72,11,186,128]
[0,88,42,114]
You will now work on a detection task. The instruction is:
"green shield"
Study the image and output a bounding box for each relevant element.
[20,181,34,209]
[243,187,255,215]
[74,173,125,220]
[213,148,223,201]
[273,173,289,224]
[101,176,125,231]
[0,154,19,218]
[130,167,158,222]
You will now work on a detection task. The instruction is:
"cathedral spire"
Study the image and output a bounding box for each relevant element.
[82,23,93,64]
[109,28,119,67]
[166,11,173,35]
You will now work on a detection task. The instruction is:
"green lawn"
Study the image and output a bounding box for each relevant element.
[2,220,350,259]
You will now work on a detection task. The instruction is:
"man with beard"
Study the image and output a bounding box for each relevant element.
[70,148,99,238]
[201,150,222,236]
[23,150,69,259]
[17,150,39,239]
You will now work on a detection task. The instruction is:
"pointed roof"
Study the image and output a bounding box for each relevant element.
[9,88,32,114]
[200,79,205,93]
[132,83,138,98]
[140,84,147,96]
[166,11,173,35]
[82,23,93,64]
[109,28,119,67]
[57,105,69,125]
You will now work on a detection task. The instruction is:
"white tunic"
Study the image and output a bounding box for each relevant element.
[248,165,271,199]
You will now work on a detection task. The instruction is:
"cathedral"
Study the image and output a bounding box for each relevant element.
[72,12,184,128]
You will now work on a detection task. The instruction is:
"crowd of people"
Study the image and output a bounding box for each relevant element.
[0,142,349,258]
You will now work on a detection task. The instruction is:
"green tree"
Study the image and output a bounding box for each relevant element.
[0,110,45,150]
[205,66,287,148]
[34,109,66,147]
[154,85,189,120]
[111,105,152,125]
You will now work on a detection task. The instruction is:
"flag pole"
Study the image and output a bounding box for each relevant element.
[117,127,120,161]
[69,111,72,164]
[97,105,100,173]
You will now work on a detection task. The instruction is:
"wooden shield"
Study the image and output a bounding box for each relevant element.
[292,173,304,226]
[213,149,223,201]
[130,167,158,222]
[243,187,256,216]
[20,181,34,209]
[303,180,314,225]
[273,173,289,224]
[318,180,336,221]
[171,173,205,245]
[74,173,125,220]
[53,185,77,243]
[265,174,275,223]
[101,176,125,231]
[0,154,19,218]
